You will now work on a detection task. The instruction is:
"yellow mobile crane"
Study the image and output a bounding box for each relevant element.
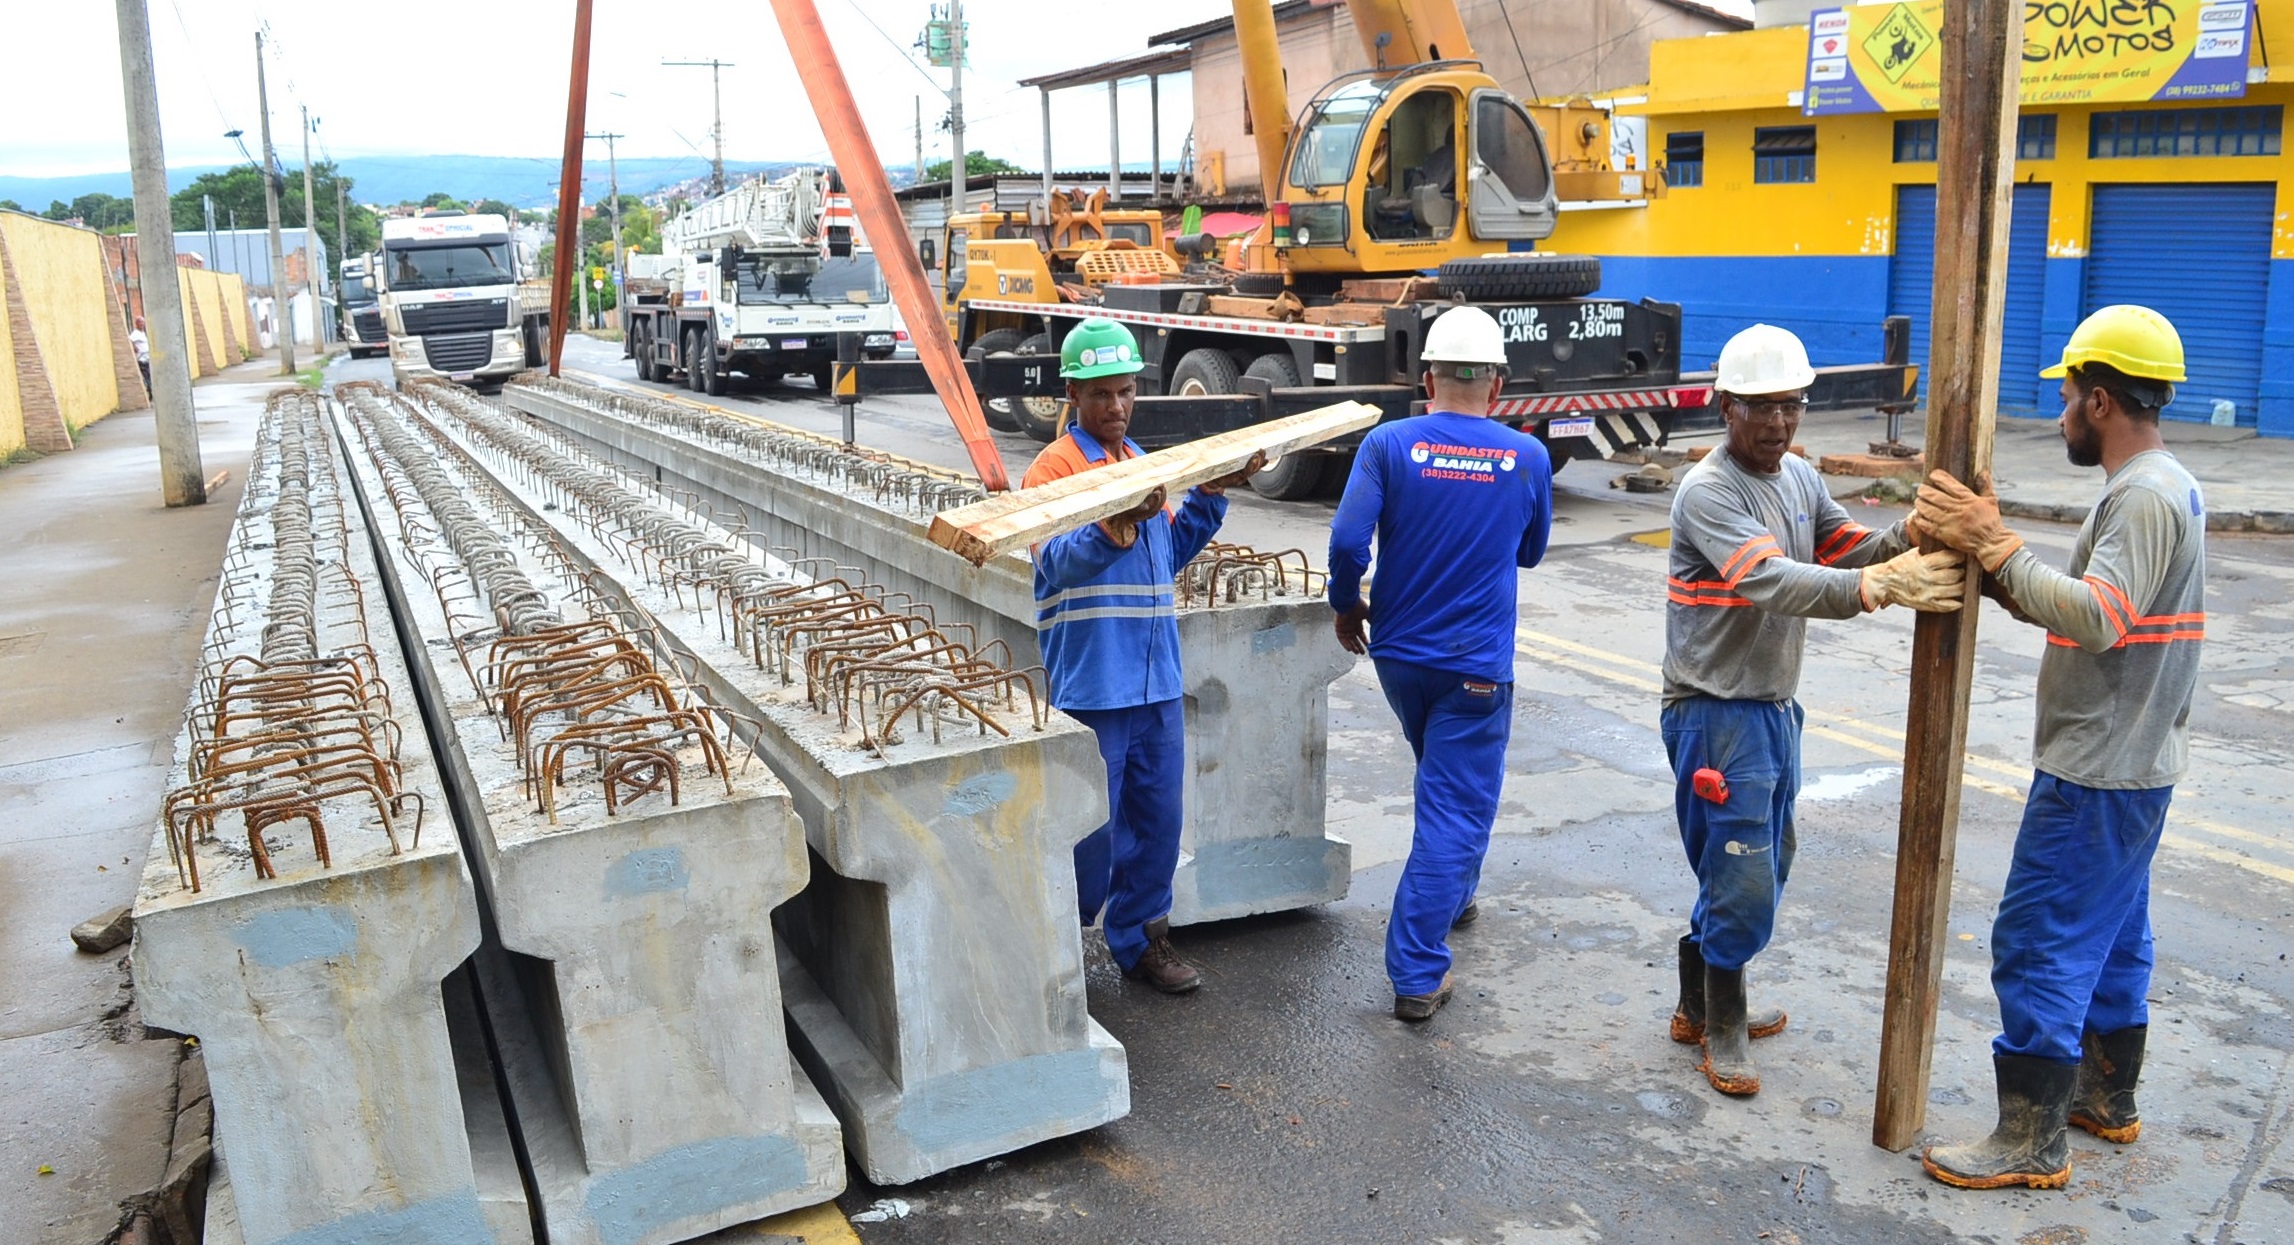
[867,0,1909,498]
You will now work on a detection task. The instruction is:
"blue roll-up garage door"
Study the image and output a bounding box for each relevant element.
[1887,183,2052,412]
[2085,183,2271,427]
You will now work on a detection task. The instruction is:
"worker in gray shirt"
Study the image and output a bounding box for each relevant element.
[1918,305,2206,1191]
[1664,324,1965,1098]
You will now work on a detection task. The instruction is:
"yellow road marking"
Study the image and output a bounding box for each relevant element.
[743,1200,861,1244]
[1515,626,2292,888]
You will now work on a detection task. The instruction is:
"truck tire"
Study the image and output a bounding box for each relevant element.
[1436,254,1603,301]
[632,321,654,381]
[522,319,543,368]
[1167,347,1241,398]
[1240,354,1329,501]
[684,328,706,393]
[701,331,727,397]
[968,329,1028,432]
[1013,330,1064,442]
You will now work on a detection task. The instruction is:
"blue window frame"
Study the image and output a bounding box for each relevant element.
[2090,106,2282,158]
[2018,114,2058,160]
[1666,131,1704,188]
[1893,119,1937,163]
[1753,126,1816,184]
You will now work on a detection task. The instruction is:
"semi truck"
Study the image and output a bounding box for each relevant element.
[338,253,387,359]
[621,168,898,396]
[378,213,552,388]
[856,0,1913,499]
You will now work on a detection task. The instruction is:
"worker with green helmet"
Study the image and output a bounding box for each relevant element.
[1023,317,1263,995]
[1916,304,2208,1191]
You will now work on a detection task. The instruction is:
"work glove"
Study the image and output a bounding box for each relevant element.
[1196,450,1270,497]
[1860,548,1967,613]
[1099,486,1167,550]
[1914,470,2024,572]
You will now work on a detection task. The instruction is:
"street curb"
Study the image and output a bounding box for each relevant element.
[2000,498,2293,534]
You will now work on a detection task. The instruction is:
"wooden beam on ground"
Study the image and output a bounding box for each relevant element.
[1872,0,2019,1152]
[927,400,1380,565]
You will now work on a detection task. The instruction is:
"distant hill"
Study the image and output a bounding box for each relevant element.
[0,155,908,213]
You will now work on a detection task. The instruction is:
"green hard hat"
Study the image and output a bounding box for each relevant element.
[1059,317,1145,380]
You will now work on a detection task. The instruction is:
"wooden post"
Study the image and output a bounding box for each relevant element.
[546,0,593,377]
[1872,0,2020,1151]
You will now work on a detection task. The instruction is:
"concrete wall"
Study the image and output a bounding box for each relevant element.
[0,212,124,441]
[1184,0,1742,193]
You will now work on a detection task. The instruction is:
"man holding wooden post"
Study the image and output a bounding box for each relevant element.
[1025,317,1263,994]
[1917,306,2206,1190]
[1660,324,1966,1096]
[1326,305,1554,1023]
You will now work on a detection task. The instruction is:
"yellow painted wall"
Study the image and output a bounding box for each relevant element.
[180,268,229,376]
[1554,11,2294,262]
[0,240,21,459]
[215,272,250,360]
[0,215,122,433]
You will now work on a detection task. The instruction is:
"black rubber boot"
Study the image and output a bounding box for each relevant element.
[1697,964,1759,1095]
[1671,937,1789,1044]
[1922,1054,2077,1189]
[2069,1026,2146,1144]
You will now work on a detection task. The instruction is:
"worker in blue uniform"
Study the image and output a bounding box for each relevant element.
[1327,305,1554,1021]
[1027,318,1263,993]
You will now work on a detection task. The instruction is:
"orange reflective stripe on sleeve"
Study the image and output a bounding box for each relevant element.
[1718,534,1780,582]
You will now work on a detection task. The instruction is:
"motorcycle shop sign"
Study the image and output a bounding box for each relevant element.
[1802,1,2253,116]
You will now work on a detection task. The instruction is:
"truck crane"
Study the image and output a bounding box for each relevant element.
[861,0,1914,499]
[622,168,898,396]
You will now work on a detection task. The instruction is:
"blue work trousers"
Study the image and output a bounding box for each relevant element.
[1069,699,1187,971]
[1376,658,1513,997]
[1991,772,2171,1063]
[1661,696,1802,972]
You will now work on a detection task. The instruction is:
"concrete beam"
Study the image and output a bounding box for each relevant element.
[130,392,519,1245]
[423,384,1127,1184]
[504,379,1354,926]
[332,383,842,1244]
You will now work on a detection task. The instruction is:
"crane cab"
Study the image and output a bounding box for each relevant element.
[1262,64,1559,278]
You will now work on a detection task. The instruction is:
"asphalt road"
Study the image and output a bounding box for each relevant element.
[345,344,2294,1244]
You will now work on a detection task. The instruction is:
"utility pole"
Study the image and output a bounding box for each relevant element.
[300,105,325,350]
[1871,0,2018,1152]
[548,0,596,376]
[663,59,732,194]
[336,179,348,279]
[948,0,965,221]
[203,194,219,275]
[915,96,924,187]
[117,0,207,506]
[586,131,624,325]
[256,31,295,373]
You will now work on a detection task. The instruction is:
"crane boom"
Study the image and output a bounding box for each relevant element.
[1343,0,1475,69]
[661,170,829,256]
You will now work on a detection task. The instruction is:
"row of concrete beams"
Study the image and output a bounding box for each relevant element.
[503,376,1355,925]
[130,390,520,1245]
[393,378,1130,1185]
[332,379,847,1243]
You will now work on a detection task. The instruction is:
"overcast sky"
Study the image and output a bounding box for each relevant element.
[5,0,1239,191]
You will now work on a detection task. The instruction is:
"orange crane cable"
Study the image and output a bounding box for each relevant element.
[765,0,1012,492]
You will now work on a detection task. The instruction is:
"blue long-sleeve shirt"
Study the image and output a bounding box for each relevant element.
[1028,426,1227,711]
[1328,411,1553,682]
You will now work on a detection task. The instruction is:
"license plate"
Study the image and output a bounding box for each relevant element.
[1549,417,1595,438]
[450,372,477,382]
[782,338,809,349]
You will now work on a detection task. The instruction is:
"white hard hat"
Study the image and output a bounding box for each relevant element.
[1715,323,1816,396]
[1421,305,1509,367]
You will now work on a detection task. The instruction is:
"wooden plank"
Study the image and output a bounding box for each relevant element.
[1302,304,1388,327]
[926,400,1380,565]
[1872,0,2017,1153]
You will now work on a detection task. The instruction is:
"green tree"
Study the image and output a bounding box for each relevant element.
[45,193,136,231]
[170,161,381,257]
[471,197,515,220]
[421,191,466,211]
[0,199,21,213]
[925,151,1025,182]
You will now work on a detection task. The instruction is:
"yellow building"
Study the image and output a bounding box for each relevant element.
[1548,2,2294,436]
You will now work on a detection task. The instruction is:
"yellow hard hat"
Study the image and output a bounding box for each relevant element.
[2042,304,2185,381]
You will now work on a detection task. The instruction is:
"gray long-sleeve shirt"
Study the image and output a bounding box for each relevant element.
[1663,450,1910,705]
[1991,450,2206,788]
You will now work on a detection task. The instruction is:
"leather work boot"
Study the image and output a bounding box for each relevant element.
[1394,972,1455,1023]
[1670,937,1788,1045]
[1697,964,1759,1096]
[1923,1054,2077,1189]
[2068,1025,2147,1144]
[1452,900,1480,928]
[1121,919,1201,994]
